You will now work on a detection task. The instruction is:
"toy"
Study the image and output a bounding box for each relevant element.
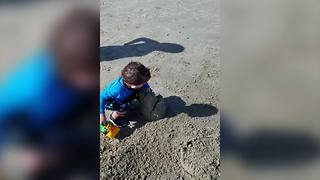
[100,122,120,139]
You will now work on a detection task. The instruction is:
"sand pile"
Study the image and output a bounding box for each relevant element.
[100,114,219,180]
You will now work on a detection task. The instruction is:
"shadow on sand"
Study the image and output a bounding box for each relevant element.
[221,114,320,167]
[100,37,185,61]
[117,96,218,140]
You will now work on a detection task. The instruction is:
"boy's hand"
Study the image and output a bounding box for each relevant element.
[100,114,106,124]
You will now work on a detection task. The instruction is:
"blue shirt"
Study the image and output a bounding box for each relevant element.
[100,77,149,114]
[0,50,79,126]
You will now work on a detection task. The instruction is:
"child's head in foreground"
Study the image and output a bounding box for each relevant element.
[121,62,151,89]
[50,8,99,93]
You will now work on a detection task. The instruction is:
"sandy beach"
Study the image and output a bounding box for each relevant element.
[100,0,220,179]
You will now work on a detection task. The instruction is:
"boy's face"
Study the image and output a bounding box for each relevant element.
[53,35,99,93]
[124,81,144,90]
[51,14,99,93]
[57,58,99,93]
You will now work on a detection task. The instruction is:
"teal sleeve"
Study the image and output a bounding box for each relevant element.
[100,89,110,114]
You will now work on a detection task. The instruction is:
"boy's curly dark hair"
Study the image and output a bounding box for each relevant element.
[121,62,151,85]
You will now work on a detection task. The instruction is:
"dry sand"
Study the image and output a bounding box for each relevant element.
[100,0,220,179]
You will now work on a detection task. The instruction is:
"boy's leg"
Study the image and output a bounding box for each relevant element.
[103,102,131,127]
[110,111,126,119]
[107,110,129,127]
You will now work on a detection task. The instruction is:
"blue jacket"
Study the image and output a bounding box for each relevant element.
[100,77,149,114]
[0,50,79,126]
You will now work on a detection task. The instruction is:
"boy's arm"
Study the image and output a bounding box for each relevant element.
[100,84,119,114]
[100,89,111,115]
[100,94,106,115]
[100,89,111,124]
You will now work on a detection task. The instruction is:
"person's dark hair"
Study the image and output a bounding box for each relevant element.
[48,8,100,92]
[50,8,99,65]
[121,62,151,85]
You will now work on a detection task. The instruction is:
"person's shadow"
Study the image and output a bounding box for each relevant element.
[163,96,218,118]
[221,114,320,167]
[117,96,218,140]
[100,37,185,61]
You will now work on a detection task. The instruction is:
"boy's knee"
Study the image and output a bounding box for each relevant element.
[115,111,126,115]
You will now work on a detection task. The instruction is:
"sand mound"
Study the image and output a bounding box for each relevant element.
[100,114,219,180]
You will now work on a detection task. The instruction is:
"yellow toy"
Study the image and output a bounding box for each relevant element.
[100,123,120,139]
